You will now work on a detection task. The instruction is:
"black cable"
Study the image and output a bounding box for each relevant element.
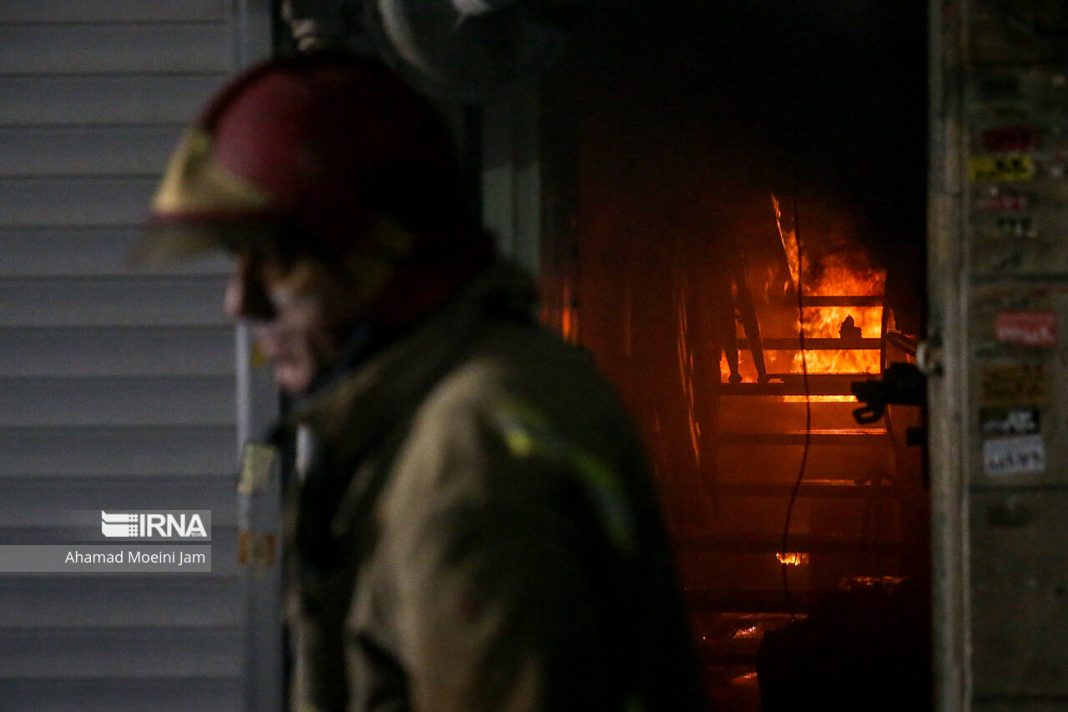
[780,196,812,621]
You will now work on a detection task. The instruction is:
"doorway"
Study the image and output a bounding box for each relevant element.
[538,4,930,708]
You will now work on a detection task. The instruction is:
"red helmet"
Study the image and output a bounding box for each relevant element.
[141,52,488,264]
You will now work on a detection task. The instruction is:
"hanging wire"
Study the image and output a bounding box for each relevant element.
[780,195,812,621]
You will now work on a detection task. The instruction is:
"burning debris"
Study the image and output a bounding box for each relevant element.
[716,195,899,397]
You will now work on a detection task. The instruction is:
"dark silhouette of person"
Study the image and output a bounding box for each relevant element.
[711,236,769,385]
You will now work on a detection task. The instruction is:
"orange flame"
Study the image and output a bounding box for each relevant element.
[731,625,763,640]
[720,196,888,396]
[558,281,579,345]
[771,193,800,288]
[792,255,885,377]
[776,552,811,566]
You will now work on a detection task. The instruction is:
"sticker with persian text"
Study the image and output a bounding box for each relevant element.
[983,434,1046,477]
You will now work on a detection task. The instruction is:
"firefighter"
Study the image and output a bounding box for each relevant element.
[141,52,706,711]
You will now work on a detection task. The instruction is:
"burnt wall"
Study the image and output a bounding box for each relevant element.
[935,0,1068,706]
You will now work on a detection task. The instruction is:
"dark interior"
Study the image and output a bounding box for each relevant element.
[538,3,931,708]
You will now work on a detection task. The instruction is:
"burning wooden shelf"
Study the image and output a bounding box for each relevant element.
[717,373,878,396]
[737,338,883,350]
[798,295,885,307]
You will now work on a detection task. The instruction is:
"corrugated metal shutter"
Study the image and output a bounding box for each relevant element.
[0,3,272,710]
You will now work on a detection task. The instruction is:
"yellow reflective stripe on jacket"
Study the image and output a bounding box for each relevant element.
[491,397,635,555]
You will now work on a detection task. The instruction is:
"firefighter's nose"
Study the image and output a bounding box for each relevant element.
[225,254,276,321]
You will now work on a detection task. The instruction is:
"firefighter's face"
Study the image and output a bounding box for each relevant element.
[224,248,357,394]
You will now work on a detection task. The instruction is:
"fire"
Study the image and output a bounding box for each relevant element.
[719,195,888,395]
[794,252,885,376]
[731,625,763,640]
[772,194,885,376]
[776,552,810,566]
[771,194,800,288]
[554,280,580,345]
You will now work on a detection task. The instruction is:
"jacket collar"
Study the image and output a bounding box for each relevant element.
[285,260,536,466]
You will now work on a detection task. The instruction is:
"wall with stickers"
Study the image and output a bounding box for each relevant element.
[935,0,1068,707]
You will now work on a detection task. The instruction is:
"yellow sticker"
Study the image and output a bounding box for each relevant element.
[238,532,277,571]
[238,442,277,495]
[250,341,268,369]
[978,362,1047,407]
[968,153,1036,183]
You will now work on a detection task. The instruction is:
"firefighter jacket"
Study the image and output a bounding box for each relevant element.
[283,262,707,711]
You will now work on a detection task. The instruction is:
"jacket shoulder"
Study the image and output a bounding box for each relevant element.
[421,323,632,447]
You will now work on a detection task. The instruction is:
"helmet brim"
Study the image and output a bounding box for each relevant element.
[132,219,279,267]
